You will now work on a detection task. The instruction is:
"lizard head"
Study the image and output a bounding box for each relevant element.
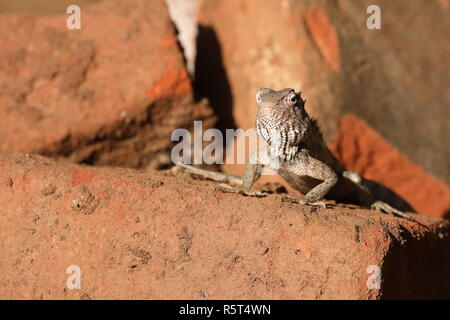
[256,88,305,110]
[254,88,310,156]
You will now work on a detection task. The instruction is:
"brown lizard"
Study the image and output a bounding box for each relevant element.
[178,88,415,220]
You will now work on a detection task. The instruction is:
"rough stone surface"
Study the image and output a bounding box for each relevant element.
[0,0,214,168]
[198,0,450,184]
[0,152,449,299]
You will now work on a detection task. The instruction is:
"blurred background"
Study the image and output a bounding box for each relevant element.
[0,0,449,217]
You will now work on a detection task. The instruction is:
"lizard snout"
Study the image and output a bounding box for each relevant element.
[256,88,271,103]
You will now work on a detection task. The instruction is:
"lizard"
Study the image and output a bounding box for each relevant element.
[177,87,416,221]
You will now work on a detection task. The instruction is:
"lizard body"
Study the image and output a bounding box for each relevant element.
[177,87,415,220]
[220,88,415,219]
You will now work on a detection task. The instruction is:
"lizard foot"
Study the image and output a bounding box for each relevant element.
[215,183,266,198]
[280,196,328,209]
[175,164,242,185]
[371,201,414,221]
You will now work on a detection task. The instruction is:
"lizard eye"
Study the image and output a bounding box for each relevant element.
[287,92,298,106]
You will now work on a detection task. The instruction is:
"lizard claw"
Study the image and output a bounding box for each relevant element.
[280,196,328,209]
[371,201,415,221]
[215,183,266,198]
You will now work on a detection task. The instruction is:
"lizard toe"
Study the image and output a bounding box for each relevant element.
[280,196,328,208]
[216,183,266,198]
[371,201,414,220]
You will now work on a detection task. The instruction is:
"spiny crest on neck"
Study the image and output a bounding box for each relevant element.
[308,117,325,140]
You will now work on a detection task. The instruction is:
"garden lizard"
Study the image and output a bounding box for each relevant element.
[178,88,415,220]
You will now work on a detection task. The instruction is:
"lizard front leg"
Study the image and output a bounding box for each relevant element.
[176,150,267,197]
[281,150,338,208]
[215,149,269,197]
[216,162,264,197]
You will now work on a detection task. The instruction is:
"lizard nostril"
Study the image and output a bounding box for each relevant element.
[256,92,261,102]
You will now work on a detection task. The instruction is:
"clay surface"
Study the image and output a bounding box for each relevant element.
[0,153,449,299]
